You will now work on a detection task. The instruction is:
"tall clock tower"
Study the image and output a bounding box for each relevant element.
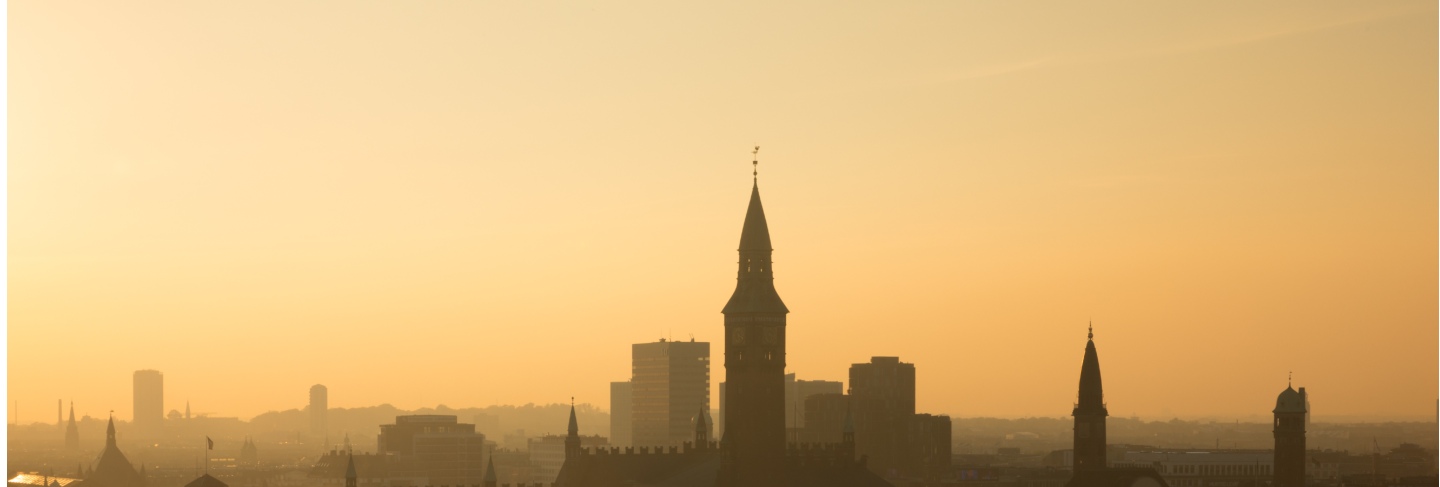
[719,174,789,486]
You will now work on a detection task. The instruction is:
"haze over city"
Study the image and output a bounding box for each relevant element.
[9,0,1436,428]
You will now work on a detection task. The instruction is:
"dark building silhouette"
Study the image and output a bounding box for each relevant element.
[132,370,163,434]
[87,416,144,487]
[609,381,632,447]
[632,340,710,448]
[377,415,487,486]
[311,384,328,437]
[1064,327,1170,487]
[181,475,225,487]
[849,356,916,477]
[801,393,851,444]
[784,374,842,432]
[555,168,888,487]
[908,413,953,480]
[1273,380,1308,487]
[718,176,791,486]
[1073,326,1107,472]
[65,402,79,450]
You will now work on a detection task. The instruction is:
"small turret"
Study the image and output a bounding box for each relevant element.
[344,454,357,487]
[65,402,80,450]
[483,452,498,487]
[106,414,118,449]
[565,399,582,461]
[694,406,710,446]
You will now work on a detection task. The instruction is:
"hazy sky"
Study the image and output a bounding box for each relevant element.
[9,1,1437,424]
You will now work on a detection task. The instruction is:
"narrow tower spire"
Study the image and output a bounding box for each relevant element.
[565,399,582,462]
[1072,324,1108,472]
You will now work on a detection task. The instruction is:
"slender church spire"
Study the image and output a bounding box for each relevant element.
[723,151,787,315]
[483,451,498,487]
[65,402,79,450]
[565,399,582,461]
[694,405,710,445]
[567,398,578,436]
[106,413,118,449]
[1072,324,1108,472]
[344,454,357,487]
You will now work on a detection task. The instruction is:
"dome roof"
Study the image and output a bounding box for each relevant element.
[1273,386,1307,414]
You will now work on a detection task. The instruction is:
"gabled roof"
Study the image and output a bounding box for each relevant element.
[183,474,228,487]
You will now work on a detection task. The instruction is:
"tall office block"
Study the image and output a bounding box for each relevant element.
[132,370,164,433]
[631,339,710,448]
[311,384,329,436]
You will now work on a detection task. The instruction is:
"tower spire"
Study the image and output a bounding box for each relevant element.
[567,399,578,437]
[105,412,117,449]
[1072,328,1108,472]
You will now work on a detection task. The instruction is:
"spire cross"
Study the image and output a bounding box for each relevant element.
[752,146,760,180]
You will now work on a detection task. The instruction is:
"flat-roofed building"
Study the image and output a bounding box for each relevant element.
[631,339,709,448]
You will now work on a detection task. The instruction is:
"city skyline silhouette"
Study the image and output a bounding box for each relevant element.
[9,1,1437,428]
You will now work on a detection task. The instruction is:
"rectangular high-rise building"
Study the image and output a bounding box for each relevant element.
[609,381,632,447]
[631,339,709,448]
[784,373,843,429]
[310,384,328,436]
[132,370,164,432]
[849,356,916,477]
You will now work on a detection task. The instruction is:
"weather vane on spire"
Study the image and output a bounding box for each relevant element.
[752,146,760,180]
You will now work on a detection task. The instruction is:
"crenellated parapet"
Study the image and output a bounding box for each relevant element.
[575,440,720,458]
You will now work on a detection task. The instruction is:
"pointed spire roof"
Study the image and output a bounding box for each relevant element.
[722,177,789,314]
[106,414,117,447]
[738,182,773,252]
[694,406,709,437]
[183,474,228,487]
[344,454,356,480]
[93,413,142,487]
[483,454,497,482]
[1075,324,1106,415]
[567,399,579,436]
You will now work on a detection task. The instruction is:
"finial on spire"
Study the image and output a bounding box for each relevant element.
[752,146,760,181]
[1087,321,1093,340]
[1288,371,1292,387]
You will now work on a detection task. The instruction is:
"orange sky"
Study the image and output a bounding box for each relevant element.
[9,1,1437,423]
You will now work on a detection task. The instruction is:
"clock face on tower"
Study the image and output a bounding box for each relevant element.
[731,327,746,345]
[761,327,778,345]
